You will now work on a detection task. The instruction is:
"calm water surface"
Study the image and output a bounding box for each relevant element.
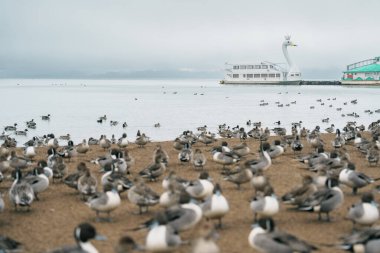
[0,79,379,146]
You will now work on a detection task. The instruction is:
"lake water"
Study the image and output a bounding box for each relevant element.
[0,79,379,146]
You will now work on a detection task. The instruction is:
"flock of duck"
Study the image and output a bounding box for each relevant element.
[1,115,380,252]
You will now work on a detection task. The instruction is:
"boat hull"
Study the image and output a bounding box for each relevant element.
[220,80,301,85]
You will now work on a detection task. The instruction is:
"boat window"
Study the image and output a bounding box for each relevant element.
[261,65,268,69]
[261,74,268,78]
[269,74,275,78]
[233,74,239,78]
[270,65,273,69]
[247,74,253,78]
[254,74,260,78]
[255,65,261,69]
[276,74,280,77]
[233,66,239,69]
[243,74,246,78]
[247,65,254,69]
[240,65,247,69]
[290,74,294,76]
[295,74,300,76]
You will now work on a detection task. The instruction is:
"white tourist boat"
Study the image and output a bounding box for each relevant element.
[220,36,302,85]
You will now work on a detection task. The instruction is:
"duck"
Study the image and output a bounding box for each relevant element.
[244,142,272,173]
[76,139,90,155]
[192,149,207,170]
[251,170,271,195]
[212,146,239,169]
[117,133,129,148]
[128,177,159,214]
[86,183,120,222]
[59,134,71,140]
[178,143,193,165]
[325,124,335,133]
[46,223,106,253]
[152,144,169,166]
[138,156,166,182]
[101,166,133,193]
[135,133,150,148]
[281,175,318,207]
[0,192,4,212]
[78,166,98,200]
[250,185,279,221]
[339,227,380,253]
[186,172,214,201]
[0,235,23,252]
[191,222,220,253]
[51,156,68,183]
[37,160,53,181]
[24,144,36,161]
[114,236,142,253]
[144,221,182,252]
[64,162,87,190]
[346,192,379,228]
[201,183,229,229]
[9,169,34,211]
[23,167,49,200]
[299,178,344,221]
[15,129,28,136]
[41,114,50,120]
[223,166,253,190]
[123,150,135,171]
[291,135,303,157]
[198,132,216,146]
[47,138,59,149]
[4,123,17,131]
[99,135,111,150]
[268,140,285,159]
[339,163,375,194]
[9,150,29,170]
[88,137,99,145]
[248,218,317,253]
[366,146,379,166]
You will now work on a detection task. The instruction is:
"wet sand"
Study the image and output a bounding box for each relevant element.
[0,132,378,253]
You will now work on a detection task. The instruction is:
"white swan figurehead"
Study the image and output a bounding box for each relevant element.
[282,35,301,81]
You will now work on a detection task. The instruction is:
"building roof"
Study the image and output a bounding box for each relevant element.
[344,63,380,73]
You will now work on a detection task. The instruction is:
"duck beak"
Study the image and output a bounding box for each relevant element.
[94,234,107,241]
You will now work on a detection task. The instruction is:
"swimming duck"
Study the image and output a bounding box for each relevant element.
[299,178,344,221]
[128,177,159,214]
[41,114,50,120]
[117,133,129,148]
[9,169,34,211]
[339,163,374,194]
[346,192,379,228]
[86,183,120,222]
[78,166,98,200]
[250,185,279,221]
[186,172,214,201]
[281,175,318,207]
[201,183,229,228]
[46,222,106,253]
[192,148,206,170]
[325,124,335,133]
[248,218,317,253]
[4,123,17,131]
[59,134,71,140]
[223,166,253,190]
[88,137,99,145]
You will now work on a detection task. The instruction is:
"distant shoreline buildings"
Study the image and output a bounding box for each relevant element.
[342,56,380,85]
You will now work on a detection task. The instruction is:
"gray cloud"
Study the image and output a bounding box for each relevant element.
[0,0,379,79]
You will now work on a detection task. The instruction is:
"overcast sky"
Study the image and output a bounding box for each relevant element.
[0,0,379,79]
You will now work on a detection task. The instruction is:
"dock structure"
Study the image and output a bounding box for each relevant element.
[342,56,380,85]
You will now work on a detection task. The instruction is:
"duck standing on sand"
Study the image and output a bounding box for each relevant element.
[86,183,121,222]
[201,183,229,229]
[248,218,317,253]
[9,169,34,211]
[128,177,159,214]
[346,192,379,228]
[192,148,207,170]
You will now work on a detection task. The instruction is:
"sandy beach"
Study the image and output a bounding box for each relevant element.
[0,131,378,253]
